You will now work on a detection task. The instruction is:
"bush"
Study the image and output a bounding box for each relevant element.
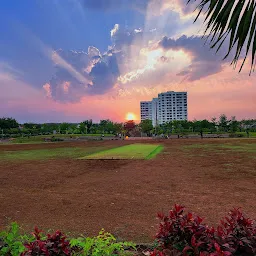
[51,136,64,142]
[0,222,32,256]
[0,225,134,256]
[216,208,256,255]
[151,204,256,256]
[21,227,71,256]
[70,229,135,255]
[229,133,244,138]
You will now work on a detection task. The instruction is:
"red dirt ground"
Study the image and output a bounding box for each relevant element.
[0,139,255,242]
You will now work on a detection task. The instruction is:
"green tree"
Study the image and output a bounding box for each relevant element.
[219,114,228,132]
[140,119,153,136]
[211,117,217,133]
[80,120,93,134]
[229,116,239,133]
[59,123,70,133]
[112,122,123,134]
[0,117,19,129]
[189,0,256,73]
[41,123,58,134]
[23,123,41,130]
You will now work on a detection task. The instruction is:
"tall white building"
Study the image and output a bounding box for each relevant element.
[140,91,187,126]
[151,98,158,127]
[140,101,152,121]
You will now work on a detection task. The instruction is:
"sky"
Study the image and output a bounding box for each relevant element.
[0,0,255,123]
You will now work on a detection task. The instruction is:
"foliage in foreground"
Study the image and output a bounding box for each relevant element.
[188,0,256,73]
[150,204,256,256]
[0,222,33,256]
[0,225,134,256]
[1,205,255,255]
[70,229,135,256]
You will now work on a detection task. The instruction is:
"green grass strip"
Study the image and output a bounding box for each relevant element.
[0,147,108,162]
[81,143,163,160]
[145,145,164,159]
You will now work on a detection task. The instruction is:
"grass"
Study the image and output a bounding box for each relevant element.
[236,132,256,137]
[0,147,108,162]
[81,143,163,160]
[1,134,115,144]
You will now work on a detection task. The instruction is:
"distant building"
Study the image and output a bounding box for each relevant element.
[151,98,158,127]
[140,101,152,121]
[140,91,188,126]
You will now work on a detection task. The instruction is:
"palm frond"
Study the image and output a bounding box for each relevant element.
[188,0,256,73]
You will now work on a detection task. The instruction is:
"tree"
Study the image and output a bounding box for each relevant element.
[189,0,256,73]
[0,117,19,129]
[41,123,59,134]
[99,119,115,134]
[124,120,135,130]
[219,114,228,132]
[229,116,238,133]
[80,120,93,134]
[112,123,123,134]
[59,123,70,133]
[211,117,217,133]
[140,119,153,136]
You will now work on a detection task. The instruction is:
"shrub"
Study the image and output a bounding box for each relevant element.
[70,229,135,255]
[51,136,64,142]
[21,227,71,256]
[0,222,32,256]
[152,205,256,256]
[216,208,256,255]
[155,204,221,255]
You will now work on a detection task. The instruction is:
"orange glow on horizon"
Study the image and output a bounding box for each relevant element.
[126,112,136,121]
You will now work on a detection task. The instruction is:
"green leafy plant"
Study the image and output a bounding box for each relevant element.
[0,222,32,256]
[70,229,135,256]
[188,0,256,73]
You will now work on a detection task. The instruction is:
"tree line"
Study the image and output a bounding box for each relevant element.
[140,114,256,136]
[0,115,256,138]
[0,118,125,137]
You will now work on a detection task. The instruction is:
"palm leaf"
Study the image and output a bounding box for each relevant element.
[188,0,256,73]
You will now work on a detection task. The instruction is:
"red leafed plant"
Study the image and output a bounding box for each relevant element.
[152,204,256,256]
[216,208,256,255]
[155,204,221,255]
[21,227,71,256]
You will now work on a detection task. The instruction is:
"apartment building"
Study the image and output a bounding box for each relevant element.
[140,91,187,126]
[140,101,152,121]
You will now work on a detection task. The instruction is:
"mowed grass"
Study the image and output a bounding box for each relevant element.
[4,134,114,144]
[0,147,108,162]
[236,132,256,137]
[81,143,163,160]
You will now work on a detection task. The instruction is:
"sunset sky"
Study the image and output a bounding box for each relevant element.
[0,0,255,123]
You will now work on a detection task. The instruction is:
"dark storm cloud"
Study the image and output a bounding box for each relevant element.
[159,35,233,81]
[88,53,120,94]
[43,48,120,102]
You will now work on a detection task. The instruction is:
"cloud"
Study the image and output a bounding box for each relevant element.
[111,24,144,50]
[158,35,233,80]
[43,47,120,102]
[81,0,198,17]
[80,0,150,12]
[159,0,198,16]
[43,83,52,98]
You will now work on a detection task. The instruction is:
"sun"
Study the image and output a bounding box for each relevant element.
[126,112,136,121]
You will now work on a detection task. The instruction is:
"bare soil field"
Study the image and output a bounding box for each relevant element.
[0,139,255,242]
